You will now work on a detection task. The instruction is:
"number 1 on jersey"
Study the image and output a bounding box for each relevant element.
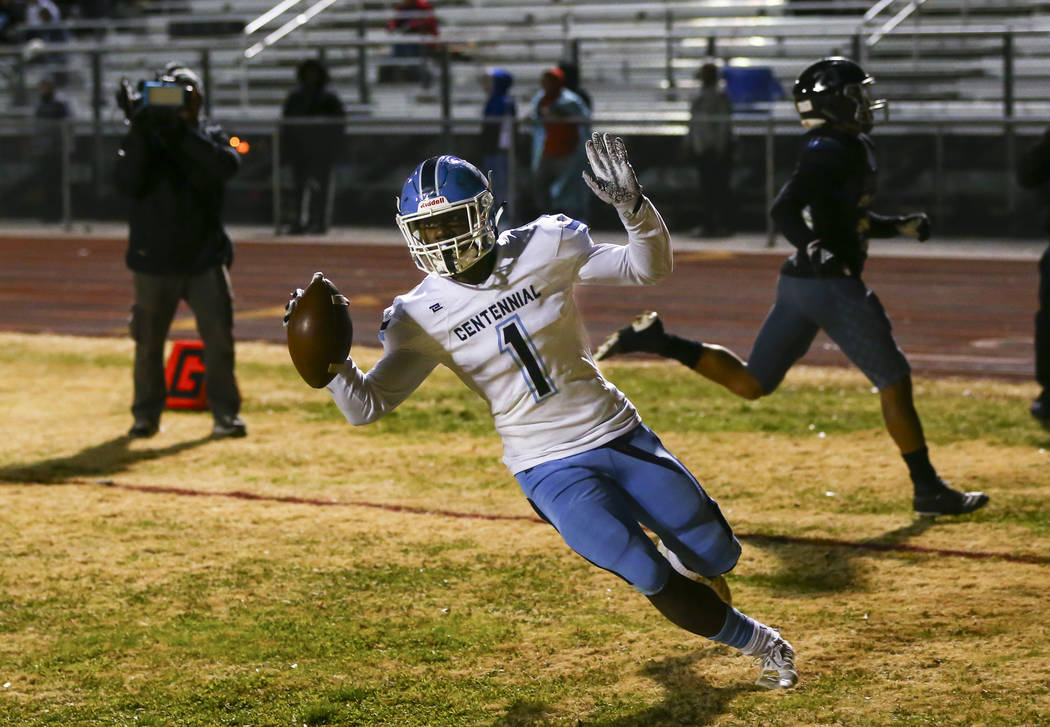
[498,315,557,403]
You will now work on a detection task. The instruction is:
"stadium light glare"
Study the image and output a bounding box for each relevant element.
[244,0,304,35]
[243,0,338,59]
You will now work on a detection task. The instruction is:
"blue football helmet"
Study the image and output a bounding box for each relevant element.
[395,155,499,277]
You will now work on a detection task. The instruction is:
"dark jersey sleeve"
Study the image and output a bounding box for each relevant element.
[866,212,902,238]
[770,133,859,256]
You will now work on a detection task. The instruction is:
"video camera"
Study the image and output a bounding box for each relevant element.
[116,77,193,120]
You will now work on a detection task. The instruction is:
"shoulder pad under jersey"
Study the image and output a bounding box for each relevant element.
[378,289,426,345]
[800,129,859,169]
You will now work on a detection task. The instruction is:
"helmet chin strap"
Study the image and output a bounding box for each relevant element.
[450,244,497,285]
[487,169,505,229]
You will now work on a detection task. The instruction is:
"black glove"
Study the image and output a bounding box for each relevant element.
[899,213,931,242]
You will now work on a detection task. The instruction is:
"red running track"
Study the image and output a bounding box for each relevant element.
[1,235,1037,380]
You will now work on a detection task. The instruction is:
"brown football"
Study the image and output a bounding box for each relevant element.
[286,272,353,388]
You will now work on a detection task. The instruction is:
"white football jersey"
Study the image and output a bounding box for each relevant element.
[327,198,672,473]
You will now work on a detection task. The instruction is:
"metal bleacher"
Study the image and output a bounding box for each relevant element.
[216,0,869,124]
[6,0,1050,129]
[6,0,1050,126]
[178,0,1050,122]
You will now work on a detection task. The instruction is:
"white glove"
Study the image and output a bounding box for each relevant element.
[582,132,643,215]
[282,288,304,327]
[898,213,931,242]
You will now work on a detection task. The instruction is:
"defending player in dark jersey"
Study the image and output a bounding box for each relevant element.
[596,57,989,519]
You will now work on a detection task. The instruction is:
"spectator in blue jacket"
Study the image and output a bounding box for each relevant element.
[480,67,516,228]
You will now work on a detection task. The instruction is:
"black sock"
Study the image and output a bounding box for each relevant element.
[663,335,704,369]
[646,570,728,637]
[903,447,940,495]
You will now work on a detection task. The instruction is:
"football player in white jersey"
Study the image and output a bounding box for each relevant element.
[292,133,797,689]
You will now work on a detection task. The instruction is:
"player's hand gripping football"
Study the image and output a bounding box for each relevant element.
[898,213,931,242]
[583,132,643,215]
[284,272,354,388]
[282,286,306,327]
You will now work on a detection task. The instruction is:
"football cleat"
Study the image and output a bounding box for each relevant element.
[754,631,798,690]
[593,311,664,361]
[913,481,989,517]
[656,539,732,605]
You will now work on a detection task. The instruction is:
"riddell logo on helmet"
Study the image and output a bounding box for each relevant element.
[419,196,449,209]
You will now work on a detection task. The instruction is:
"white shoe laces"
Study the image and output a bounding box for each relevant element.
[755,632,798,690]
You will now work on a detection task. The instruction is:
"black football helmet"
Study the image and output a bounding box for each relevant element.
[792,57,886,133]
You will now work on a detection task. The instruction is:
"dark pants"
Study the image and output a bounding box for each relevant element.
[291,163,332,232]
[34,152,64,222]
[696,149,732,233]
[747,274,911,394]
[1037,245,1050,395]
[130,265,240,426]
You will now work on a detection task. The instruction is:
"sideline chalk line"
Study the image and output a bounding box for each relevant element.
[24,478,1044,566]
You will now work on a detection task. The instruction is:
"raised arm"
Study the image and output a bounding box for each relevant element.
[576,133,672,285]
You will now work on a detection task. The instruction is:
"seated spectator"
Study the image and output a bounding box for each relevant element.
[0,0,25,44]
[387,0,438,59]
[23,0,68,43]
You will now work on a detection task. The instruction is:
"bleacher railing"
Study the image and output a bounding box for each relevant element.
[4,115,1045,244]
[4,21,1050,118]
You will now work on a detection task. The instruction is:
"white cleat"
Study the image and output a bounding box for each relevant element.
[754,631,798,690]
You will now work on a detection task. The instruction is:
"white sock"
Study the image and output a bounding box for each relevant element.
[739,622,774,657]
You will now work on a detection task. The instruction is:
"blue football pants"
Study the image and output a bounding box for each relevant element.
[515,424,741,595]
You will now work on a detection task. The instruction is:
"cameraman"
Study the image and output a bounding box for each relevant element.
[114,64,246,439]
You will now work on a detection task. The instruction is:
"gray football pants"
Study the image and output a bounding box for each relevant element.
[747,274,911,393]
[130,265,240,425]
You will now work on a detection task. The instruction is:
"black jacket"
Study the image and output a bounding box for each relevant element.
[281,85,344,172]
[114,115,240,275]
[771,125,902,278]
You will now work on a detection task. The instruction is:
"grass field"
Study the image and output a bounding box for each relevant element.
[1,332,1049,727]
